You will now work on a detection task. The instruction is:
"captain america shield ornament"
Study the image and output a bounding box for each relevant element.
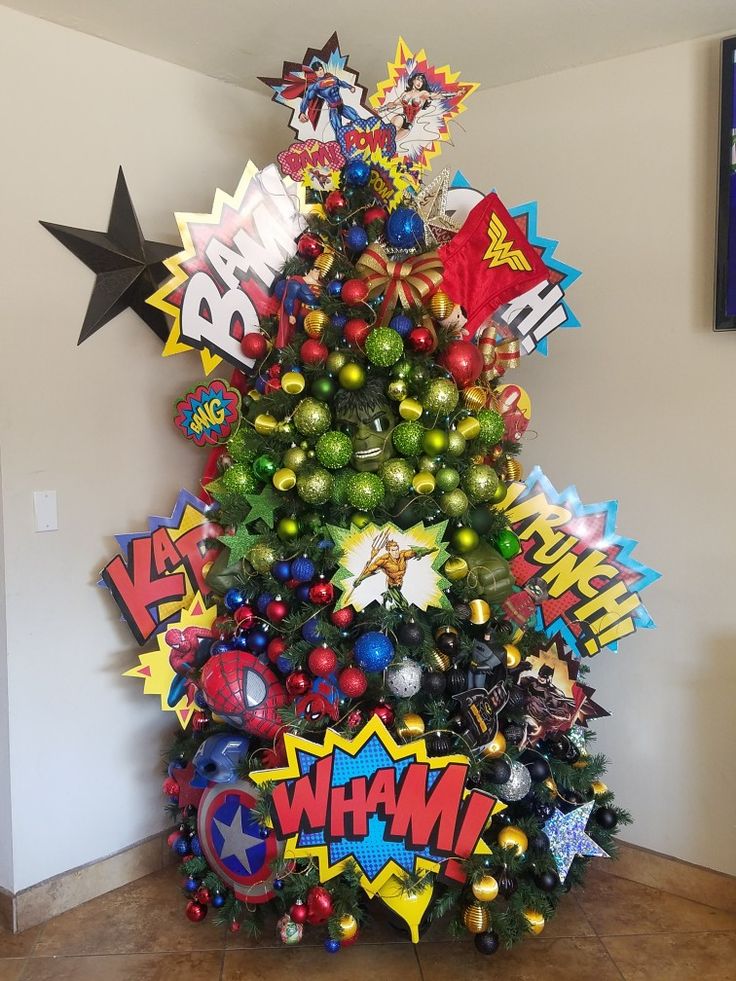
[197,778,284,903]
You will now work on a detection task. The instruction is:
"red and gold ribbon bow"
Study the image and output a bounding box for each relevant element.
[356,245,444,325]
[477,321,521,381]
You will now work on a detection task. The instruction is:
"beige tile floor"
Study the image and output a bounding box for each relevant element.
[1,864,735,980]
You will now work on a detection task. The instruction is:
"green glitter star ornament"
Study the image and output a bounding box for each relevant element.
[218,523,261,563]
[242,487,281,529]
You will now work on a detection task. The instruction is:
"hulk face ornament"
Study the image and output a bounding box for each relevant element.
[334,378,396,472]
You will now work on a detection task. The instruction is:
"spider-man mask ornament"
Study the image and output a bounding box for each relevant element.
[200,651,287,741]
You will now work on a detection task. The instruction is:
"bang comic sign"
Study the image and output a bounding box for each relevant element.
[101,489,222,645]
[174,379,240,446]
[149,162,305,375]
[497,468,660,658]
[251,717,500,940]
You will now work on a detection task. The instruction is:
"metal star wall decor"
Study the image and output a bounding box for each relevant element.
[415,169,460,247]
[40,167,178,344]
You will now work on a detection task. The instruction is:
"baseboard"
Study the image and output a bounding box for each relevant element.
[7,831,171,934]
[597,839,736,913]
[0,885,14,933]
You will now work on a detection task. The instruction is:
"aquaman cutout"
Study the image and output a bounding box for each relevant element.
[353,528,438,607]
[334,377,396,472]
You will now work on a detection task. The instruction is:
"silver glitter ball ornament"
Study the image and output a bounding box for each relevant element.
[497,761,532,802]
[386,659,423,698]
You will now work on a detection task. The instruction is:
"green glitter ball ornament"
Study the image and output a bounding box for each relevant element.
[379,459,415,495]
[345,472,385,510]
[423,378,459,415]
[365,327,404,367]
[435,467,460,492]
[463,464,499,502]
[220,463,258,500]
[439,488,469,517]
[282,446,308,472]
[330,469,353,505]
[327,350,349,374]
[296,468,333,504]
[226,429,256,465]
[293,398,332,437]
[315,431,353,470]
[477,408,505,446]
[417,454,440,474]
[392,421,425,457]
[246,542,278,574]
[391,359,412,380]
[311,376,337,402]
[447,430,467,457]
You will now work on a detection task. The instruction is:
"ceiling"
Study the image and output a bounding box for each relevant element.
[4,0,736,92]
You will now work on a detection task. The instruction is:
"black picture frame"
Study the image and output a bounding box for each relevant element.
[715,36,736,330]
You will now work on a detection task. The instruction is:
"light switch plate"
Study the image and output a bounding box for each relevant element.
[33,491,58,532]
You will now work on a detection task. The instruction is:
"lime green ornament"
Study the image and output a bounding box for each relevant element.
[316,431,353,470]
[293,398,331,437]
[477,408,505,446]
[392,421,424,457]
[330,469,353,505]
[339,362,366,390]
[379,459,414,495]
[311,376,337,402]
[246,542,278,574]
[252,454,278,481]
[452,526,480,553]
[296,468,333,504]
[277,516,301,541]
[346,472,385,510]
[491,481,507,504]
[463,464,499,502]
[423,428,449,456]
[327,350,349,374]
[447,430,467,457]
[226,429,256,465]
[423,378,459,415]
[436,467,460,492]
[351,512,371,528]
[365,327,404,367]
[282,446,308,472]
[221,463,258,499]
[439,488,469,517]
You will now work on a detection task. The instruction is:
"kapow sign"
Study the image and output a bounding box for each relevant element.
[101,489,221,645]
[498,468,659,658]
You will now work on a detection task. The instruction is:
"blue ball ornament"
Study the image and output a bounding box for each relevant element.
[327,279,344,298]
[389,313,413,337]
[272,560,292,583]
[345,225,369,253]
[276,655,292,675]
[273,878,284,891]
[255,376,267,395]
[295,583,312,603]
[302,618,323,644]
[331,312,347,328]
[247,627,269,654]
[344,158,371,186]
[324,938,341,953]
[386,207,425,249]
[184,876,198,892]
[256,593,272,615]
[212,893,225,908]
[224,588,246,612]
[189,836,202,857]
[173,837,189,856]
[291,556,316,583]
[232,634,250,651]
[210,641,232,656]
[354,631,395,672]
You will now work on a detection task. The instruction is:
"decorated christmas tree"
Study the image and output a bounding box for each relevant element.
[46,35,658,958]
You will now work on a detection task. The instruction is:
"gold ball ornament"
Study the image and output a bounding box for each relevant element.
[339,914,358,940]
[303,309,329,338]
[478,731,506,759]
[272,467,297,492]
[430,289,453,319]
[399,398,424,421]
[396,713,425,740]
[504,644,521,669]
[427,649,450,671]
[462,386,487,412]
[387,378,409,401]
[314,250,335,277]
[246,542,278,574]
[457,415,481,440]
[254,413,278,436]
[463,902,490,935]
[339,362,366,391]
[444,556,469,581]
[293,398,332,436]
[503,458,523,482]
[447,430,466,456]
[282,446,308,472]
[468,598,491,625]
[543,776,558,795]
[326,350,349,374]
[591,780,608,796]
[281,371,306,395]
[412,471,436,495]
[472,875,499,903]
[497,825,528,856]
[523,910,545,935]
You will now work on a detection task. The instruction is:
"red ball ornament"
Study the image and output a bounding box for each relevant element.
[241,332,269,360]
[407,326,435,353]
[167,831,181,848]
[343,318,370,347]
[363,206,388,226]
[300,338,329,365]
[338,665,368,698]
[341,933,359,947]
[308,645,338,677]
[229,920,241,933]
[267,636,287,663]
[309,579,335,605]
[297,233,324,259]
[162,777,179,798]
[233,604,254,628]
[330,607,355,628]
[371,702,395,727]
[196,887,211,905]
[325,190,348,215]
[264,378,281,394]
[191,711,209,733]
[185,900,207,923]
[346,708,364,729]
[267,364,283,379]
[341,278,369,305]
[266,598,289,623]
[290,901,308,924]
[286,670,312,697]
[440,339,485,387]
[306,886,334,925]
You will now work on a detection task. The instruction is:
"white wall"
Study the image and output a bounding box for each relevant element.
[0,457,14,892]
[0,6,285,892]
[436,38,736,874]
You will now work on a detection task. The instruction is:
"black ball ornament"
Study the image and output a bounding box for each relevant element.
[595,807,618,830]
[530,832,550,853]
[421,671,447,696]
[526,757,550,782]
[397,620,423,646]
[496,870,518,897]
[435,631,460,657]
[446,668,467,696]
[534,870,559,892]
[533,799,555,822]
[427,733,451,756]
[486,759,512,784]
[474,930,500,955]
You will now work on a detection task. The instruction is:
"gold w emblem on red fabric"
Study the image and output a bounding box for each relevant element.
[483,213,532,272]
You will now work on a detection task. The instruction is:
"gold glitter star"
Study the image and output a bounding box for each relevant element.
[415,169,460,248]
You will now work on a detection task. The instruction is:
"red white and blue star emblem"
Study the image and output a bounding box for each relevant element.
[197,779,282,903]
